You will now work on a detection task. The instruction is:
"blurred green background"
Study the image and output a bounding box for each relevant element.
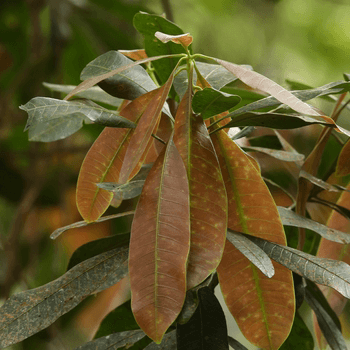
[0,0,349,349]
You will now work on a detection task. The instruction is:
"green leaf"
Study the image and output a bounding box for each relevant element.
[43,82,123,107]
[67,232,130,271]
[176,287,229,350]
[192,88,241,120]
[227,230,275,278]
[80,51,157,100]
[279,312,314,350]
[0,246,129,348]
[133,12,187,84]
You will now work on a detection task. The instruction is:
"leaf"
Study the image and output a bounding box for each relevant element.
[20,97,135,131]
[300,170,349,193]
[118,70,175,183]
[43,82,123,107]
[133,12,187,85]
[279,312,314,350]
[176,290,199,325]
[243,146,305,162]
[0,246,129,348]
[129,137,191,343]
[305,281,347,350]
[80,51,157,100]
[211,128,295,350]
[155,32,193,48]
[119,49,148,61]
[75,330,146,350]
[192,88,241,120]
[176,287,229,350]
[144,331,177,349]
[227,230,275,278]
[76,89,158,222]
[278,207,350,244]
[247,234,350,299]
[228,336,249,350]
[173,85,227,289]
[336,139,350,177]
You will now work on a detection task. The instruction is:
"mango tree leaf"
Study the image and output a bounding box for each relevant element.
[176,287,229,350]
[279,312,314,350]
[155,32,193,48]
[129,137,191,343]
[133,12,187,85]
[305,281,347,350]
[173,82,227,289]
[232,126,255,140]
[75,330,146,350]
[227,230,275,278]
[0,246,129,348]
[192,88,241,120]
[228,336,248,350]
[43,82,123,107]
[336,139,350,177]
[247,234,350,298]
[118,69,175,183]
[144,331,176,349]
[80,50,157,100]
[211,127,295,350]
[243,146,305,162]
[76,89,159,222]
[311,197,350,221]
[278,207,350,244]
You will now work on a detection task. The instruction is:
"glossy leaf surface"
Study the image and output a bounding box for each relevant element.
[80,50,157,100]
[211,129,294,350]
[173,87,227,289]
[192,88,241,120]
[0,246,129,348]
[129,138,190,343]
[76,90,158,222]
[176,287,229,350]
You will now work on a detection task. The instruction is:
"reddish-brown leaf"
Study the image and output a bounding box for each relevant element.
[119,72,175,183]
[76,90,158,222]
[119,49,148,61]
[336,138,350,177]
[129,138,190,343]
[173,86,227,289]
[211,129,295,350]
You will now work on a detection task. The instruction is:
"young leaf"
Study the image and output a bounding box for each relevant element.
[76,89,159,222]
[80,50,157,100]
[247,235,350,299]
[118,69,175,183]
[155,32,193,48]
[227,230,275,278]
[75,330,145,350]
[129,137,190,343]
[214,58,322,116]
[119,49,148,61]
[278,207,350,244]
[211,128,295,350]
[336,138,350,177]
[0,246,129,348]
[192,88,241,120]
[173,85,227,289]
[243,146,305,162]
[176,287,229,350]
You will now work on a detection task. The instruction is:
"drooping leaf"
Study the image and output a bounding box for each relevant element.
[129,137,190,343]
[176,287,229,350]
[305,281,347,350]
[76,89,159,222]
[75,330,146,350]
[243,146,305,162]
[211,128,294,350]
[300,170,349,193]
[43,82,123,107]
[119,49,148,61]
[80,50,157,100]
[278,207,350,244]
[173,84,227,289]
[247,234,350,298]
[133,12,187,85]
[144,331,177,349]
[155,32,193,48]
[279,312,314,350]
[118,69,175,183]
[336,139,350,177]
[228,336,249,350]
[192,88,241,120]
[227,230,275,278]
[0,246,129,348]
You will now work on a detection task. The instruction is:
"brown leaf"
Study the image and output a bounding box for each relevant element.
[336,138,350,177]
[129,138,190,343]
[119,49,148,61]
[155,32,193,48]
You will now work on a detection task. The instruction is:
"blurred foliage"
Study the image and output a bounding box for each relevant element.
[0,0,349,348]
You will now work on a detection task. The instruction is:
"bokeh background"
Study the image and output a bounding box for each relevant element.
[1,0,349,348]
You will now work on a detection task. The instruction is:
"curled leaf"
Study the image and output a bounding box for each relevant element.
[155,31,193,47]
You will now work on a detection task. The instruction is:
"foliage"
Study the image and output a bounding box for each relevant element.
[2,10,350,350]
